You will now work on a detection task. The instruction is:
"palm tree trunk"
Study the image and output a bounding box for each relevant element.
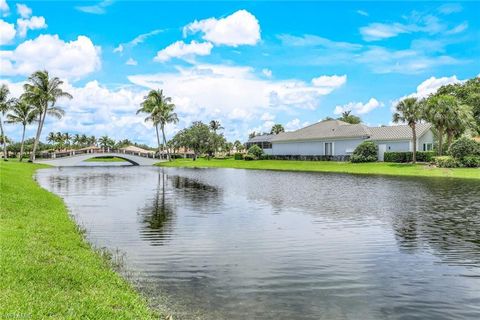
[411,124,417,163]
[30,110,46,161]
[0,115,7,161]
[161,125,171,161]
[447,130,454,149]
[19,124,26,162]
[155,124,161,159]
[437,127,444,156]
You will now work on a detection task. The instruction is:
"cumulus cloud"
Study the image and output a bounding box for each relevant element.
[409,75,463,99]
[262,68,272,78]
[0,19,15,45]
[16,15,47,37]
[285,118,310,131]
[154,40,213,62]
[128,64,346,124]
[0,0,9,17]
[334,98,382,115]
[0,34,101,80]
[16,3,31,18]
[183,10,260,47]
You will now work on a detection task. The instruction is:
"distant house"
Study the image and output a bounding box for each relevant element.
[246,120,434,161]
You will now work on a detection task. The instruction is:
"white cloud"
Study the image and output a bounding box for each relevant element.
[16,3,31,18]
[360,13,447,41]
[285,118,310,131]
[356,10,369,17]
[334,98,382,115]
[0,19,15,45]
[154,40,213,62]
[446,22,468,35]
[277,33,361,50]
[0,34,101,80]
[438,3,462,15]
[16,15,47,37]
[128,64,346,123]
[113,29,163,54]
[411,75,462,99]
[126,58,137,66]
[0,0,9,17]
[262,68,272,78]
[311,75,347,88]
[76,0,114,15]
[260,112,275,121]
[183,10,260,47]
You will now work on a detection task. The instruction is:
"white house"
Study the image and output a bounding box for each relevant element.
[246,120,434,161]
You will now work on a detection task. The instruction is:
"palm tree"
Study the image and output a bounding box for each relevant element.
[209,120,223,133]
[89,135,97,146]
[22,70,72,161]
[0,84,14,160]
[62,132,72,148]
[99,135,114,149]
[338,110,362,124]
[393,97,423,163]
[6,98,37,161]
[80,134,88,147]
[424,95,460,155]
[47,131,56,144]
[270,124,285,135]
[54,131,63,150]
[73,133,81,148]
[444,104,474,147]
[137,89,178,161]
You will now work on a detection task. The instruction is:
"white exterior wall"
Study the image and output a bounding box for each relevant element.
[375,140,411,152]
[271,138,364,156]
[418,129,434,150]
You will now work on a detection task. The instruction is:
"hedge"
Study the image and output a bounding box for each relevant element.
[234,153,243,160]
[384,151,435,163]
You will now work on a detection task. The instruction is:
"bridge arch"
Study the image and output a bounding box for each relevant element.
[84,155,140,166]
[35,152,162,167]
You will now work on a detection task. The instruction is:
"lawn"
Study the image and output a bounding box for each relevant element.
[0,161,160,319]
[157,158,480,180]
[84,156,129,162]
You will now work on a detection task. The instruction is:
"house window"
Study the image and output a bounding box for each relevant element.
[423,143,433,151]
[325,142,333,156]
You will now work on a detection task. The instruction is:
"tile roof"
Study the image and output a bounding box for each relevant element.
[269,120,432,142]
[271,120,371,142]
[368,123,431,141]
[247,134,276,143]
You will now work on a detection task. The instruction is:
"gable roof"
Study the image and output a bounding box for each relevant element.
[247,134,276,143]
[271,120,371,142]
[368,123,432,141]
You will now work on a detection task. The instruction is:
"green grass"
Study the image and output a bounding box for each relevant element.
[84,156,129,162]
[157,158,480,180]
[0,161,160,319]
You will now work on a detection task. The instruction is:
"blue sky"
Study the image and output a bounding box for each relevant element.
[0,0,479,145]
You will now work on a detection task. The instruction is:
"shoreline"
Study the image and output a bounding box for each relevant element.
[0,161,161,319]
[156,158,480,180]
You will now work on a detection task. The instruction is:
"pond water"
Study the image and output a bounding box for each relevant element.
[36,166,480,319]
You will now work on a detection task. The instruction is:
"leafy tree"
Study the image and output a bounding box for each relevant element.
[337,110,361,124]
[6,98,37,161]
[0,84,14,160]
[233,140,244,152]
[448,137,480,159]
[248,131,257,140]
[270,124,285,135]
[248,144,263,158]
[173,121,225,160]
[436,77,480,133]
[22,70,72,161]
[392,97,422,163]
[137,89,178,161]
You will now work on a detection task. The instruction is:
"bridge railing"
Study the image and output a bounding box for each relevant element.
[37,148,162,159]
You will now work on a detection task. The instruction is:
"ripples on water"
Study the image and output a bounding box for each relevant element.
[36,167,480,319]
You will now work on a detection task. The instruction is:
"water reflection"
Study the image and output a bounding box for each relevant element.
[35,167,480,320]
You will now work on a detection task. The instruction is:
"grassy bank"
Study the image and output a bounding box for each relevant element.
[84,156,129,162]
[0,161,159,319]
[157,158,480,180]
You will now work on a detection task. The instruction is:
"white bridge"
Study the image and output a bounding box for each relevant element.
[34,148,162,166]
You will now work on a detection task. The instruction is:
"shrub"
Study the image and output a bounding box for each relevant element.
[234,152,243,160]
[384,151,435,163]
[461,155,480,168]
[260,154,275,160]
[248,145,264,158]
[434,156,459,168]
[449,137,480,160]
[169,154,183,159]
[214,155,229,160]
[243,154,256,161]
[350,141,377,163]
